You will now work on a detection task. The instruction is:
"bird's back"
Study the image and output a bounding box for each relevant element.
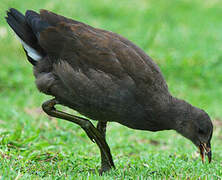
[7,9,172,130]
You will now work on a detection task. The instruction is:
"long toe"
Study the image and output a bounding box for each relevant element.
[99,165,113,175]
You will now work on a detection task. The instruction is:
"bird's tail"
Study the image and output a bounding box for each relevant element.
[5,8,47,65]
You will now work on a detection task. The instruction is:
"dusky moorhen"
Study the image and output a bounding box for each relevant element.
[5,8,213,173]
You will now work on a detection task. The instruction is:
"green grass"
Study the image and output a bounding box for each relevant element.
[1,0,222,179]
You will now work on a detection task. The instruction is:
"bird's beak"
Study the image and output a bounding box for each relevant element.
[199,142,211,163]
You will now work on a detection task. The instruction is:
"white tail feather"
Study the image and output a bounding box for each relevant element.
[15,34,42,61]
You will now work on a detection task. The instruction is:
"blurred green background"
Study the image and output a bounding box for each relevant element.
[0,0,222,179]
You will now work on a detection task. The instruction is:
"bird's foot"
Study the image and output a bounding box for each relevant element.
[42,99,115,174]
[80,120,103,143]
[99,164,113,175]
[80,121,115,171]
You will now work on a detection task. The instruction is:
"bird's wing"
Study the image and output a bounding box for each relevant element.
[40,9,86,26]
[38,10,168,93]
[38,20,126,77]
[99,30,169,91]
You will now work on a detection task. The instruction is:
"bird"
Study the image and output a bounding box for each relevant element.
[5,8,213,174]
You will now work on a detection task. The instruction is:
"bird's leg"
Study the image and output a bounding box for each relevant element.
[42,98,114,173]
[97,121,115,174]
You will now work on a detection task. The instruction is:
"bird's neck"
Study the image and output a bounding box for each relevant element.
[154,96,194,131]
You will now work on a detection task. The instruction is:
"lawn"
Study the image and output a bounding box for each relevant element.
[0,0,222,179]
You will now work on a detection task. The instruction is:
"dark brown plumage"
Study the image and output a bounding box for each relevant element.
[6,8,213,173]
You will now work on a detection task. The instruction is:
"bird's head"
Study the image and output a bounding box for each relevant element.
[176,107,213,163]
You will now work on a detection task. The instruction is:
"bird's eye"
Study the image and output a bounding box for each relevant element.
[198,128,205,134]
